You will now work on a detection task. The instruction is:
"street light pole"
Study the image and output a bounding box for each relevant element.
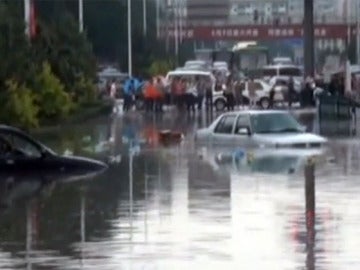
[24,0,30,38]
[128,0,133,77]
[357,0,360,64]
[179,0,183,44]
[303,0,315,77]
[79,0,84,33]
[156,0,160,39]
[174,0,179,66]
[143,0,147,36]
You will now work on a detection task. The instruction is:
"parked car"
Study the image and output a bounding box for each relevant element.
[268,77,302,103]
[272,57,293,65]
[261,64,303,83]
[183,60,212,70]
[212,79,282,110]
[213,61,228,70]
[0,125,108,182]
[269,76,302,95]
[195,110,328,148]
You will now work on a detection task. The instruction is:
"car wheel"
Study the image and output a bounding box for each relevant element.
[214,99,226,111]
[259,97,270,109]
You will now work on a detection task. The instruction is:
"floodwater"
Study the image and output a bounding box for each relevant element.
[1,110,360,269]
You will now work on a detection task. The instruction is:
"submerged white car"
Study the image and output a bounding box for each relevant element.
[195,110,328,148]
[201,147,328,175]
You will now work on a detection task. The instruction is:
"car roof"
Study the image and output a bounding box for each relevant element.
[220,110,289,117]
[262,64,302,69]
[166,70,213,76]
[0,124,22,133]
[185,60,207,64]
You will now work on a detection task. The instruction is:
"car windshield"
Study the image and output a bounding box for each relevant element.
[250,113,303,134]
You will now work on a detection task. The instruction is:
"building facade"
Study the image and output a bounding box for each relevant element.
[162,0,358,26]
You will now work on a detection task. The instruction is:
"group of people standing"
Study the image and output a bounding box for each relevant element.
[143,77,166,112]
[169,76,213,112]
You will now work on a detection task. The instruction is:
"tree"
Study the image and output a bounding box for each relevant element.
[0,1,34,87]
[0,80,39,129]
[32,13,97,93]
[34,62,73,121]
[36,0,169,74]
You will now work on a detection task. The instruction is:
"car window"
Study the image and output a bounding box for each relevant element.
[0,131,42,158]
[250,113,302,134]
[234,115,250,134]
[214,115,236,134]
[0,136,13,156]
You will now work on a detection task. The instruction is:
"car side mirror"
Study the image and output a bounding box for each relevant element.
[236,127,251,136]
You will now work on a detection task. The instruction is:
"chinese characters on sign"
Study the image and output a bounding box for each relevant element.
[162,24,349,40]
[210,28,259,38]
[267,28,295,37]
[166,29,194,38]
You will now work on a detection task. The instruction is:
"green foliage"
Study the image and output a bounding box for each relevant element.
[0,0,175,129]
[0,79,39,129]
[0,2,99,128]
[73,75,97,104]
[34,62,73,121]
[32,14,97,92]
[148,59,175,76]
[0,2,34,86]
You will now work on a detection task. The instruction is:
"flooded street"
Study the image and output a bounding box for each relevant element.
[1,111,360,269]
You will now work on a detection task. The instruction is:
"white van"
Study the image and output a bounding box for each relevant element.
[262,64,303,80]
[261,64,303,92]
[165,69,216,87]
[183,60,211,70]
[272,57,293,65]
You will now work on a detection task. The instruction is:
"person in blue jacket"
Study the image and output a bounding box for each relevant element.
[123,78,135,111]
[133,77,145,106]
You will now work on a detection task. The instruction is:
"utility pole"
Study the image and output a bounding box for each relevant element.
[79,0,84,33]
[156,0,160,39]
[128,0,132,77]
[303,0,315,77]
[346,0,351,59]
[356,0,360,64]
[179,0,183,44]
[24,0,30,38]
[174,0,179,66]
[143,0,147,36]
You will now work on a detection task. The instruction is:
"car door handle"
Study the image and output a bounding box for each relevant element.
[6,160,14,165]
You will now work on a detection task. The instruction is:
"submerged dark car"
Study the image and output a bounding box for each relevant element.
[0,125,108,182]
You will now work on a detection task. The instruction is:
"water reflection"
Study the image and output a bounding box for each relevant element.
[1,112,360,269]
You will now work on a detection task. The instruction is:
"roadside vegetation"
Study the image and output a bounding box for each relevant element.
[0,1,100,130]
[0,0,189,130]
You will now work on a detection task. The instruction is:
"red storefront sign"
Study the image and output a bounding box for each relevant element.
[160,24,358,40]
